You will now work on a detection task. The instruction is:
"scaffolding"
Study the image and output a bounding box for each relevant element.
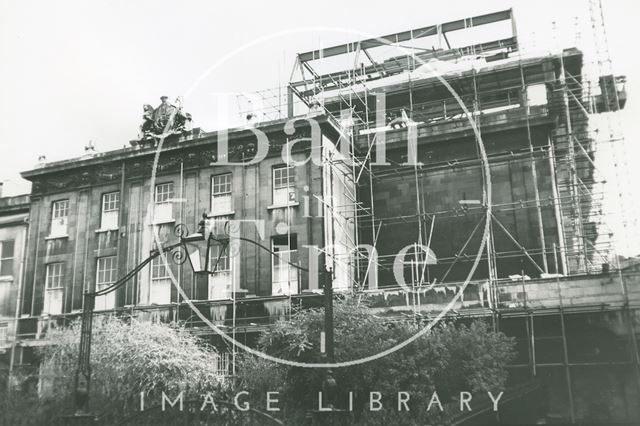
[220,6,632,312]
[280,6,629,293]
[138,6,640,421]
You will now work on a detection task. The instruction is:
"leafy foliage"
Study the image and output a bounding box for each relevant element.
[1,316,224,425]
[236,298,516,425]
[1,300,515,425]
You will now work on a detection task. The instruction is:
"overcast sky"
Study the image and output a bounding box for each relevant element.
[1,0,639,253]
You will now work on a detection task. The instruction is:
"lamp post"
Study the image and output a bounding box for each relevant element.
[310,266,340,426]
[66,215,221,423]
[323,267,335,365]
[323,267,338,418]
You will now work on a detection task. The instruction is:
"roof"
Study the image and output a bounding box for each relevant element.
[21,114,340,181]
[0,194,30,216]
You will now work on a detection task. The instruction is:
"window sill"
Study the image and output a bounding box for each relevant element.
[95,227,119,234]
[267,202,299,210]
[207,289,249,299]
[208,211,235,218]
[45,234,69,241]
[138,301,175,307]
[150,218,176,226]
[93,307,116,312]
[0,276,13,283]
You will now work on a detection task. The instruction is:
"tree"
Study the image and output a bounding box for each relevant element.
[1,316,224,425]
[236,298,516,425]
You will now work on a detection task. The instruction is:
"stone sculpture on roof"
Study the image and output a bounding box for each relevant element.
[137,96,192,143]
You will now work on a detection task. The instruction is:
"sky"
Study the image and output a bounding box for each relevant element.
[1,0,639,251]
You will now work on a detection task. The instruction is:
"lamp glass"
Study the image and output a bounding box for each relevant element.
[183,236,211,274]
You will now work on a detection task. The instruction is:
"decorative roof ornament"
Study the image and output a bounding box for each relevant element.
[137,96,192,144]
[83,140,97,155]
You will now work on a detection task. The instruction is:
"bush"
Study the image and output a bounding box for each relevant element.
[1,316,224,425]
[236,298,515,425]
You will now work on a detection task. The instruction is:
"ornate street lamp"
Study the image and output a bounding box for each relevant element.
[66,214,223,423]
[182,233,215,275]
[182,214,231,275]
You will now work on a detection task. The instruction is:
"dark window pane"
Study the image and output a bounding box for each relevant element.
[565,312,630,363]
[1,240,14,258]
[0,259,13,276]
[272,234,297,248]
[535,338,564,363]
[533,315,561,337]
[536,366,572,421]
[512,339,530,365]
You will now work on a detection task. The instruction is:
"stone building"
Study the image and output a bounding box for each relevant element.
[17,115,352,325]
[4,8,639,424]
[0,192,29,389]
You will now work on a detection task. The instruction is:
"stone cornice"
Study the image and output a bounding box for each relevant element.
[21,114,337,180]
[21,114,339,196]
[0,195,30,215]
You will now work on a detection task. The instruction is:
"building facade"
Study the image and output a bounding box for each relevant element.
[0,193,29,389]
[3,9,639,424]
[17,116,354,324]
